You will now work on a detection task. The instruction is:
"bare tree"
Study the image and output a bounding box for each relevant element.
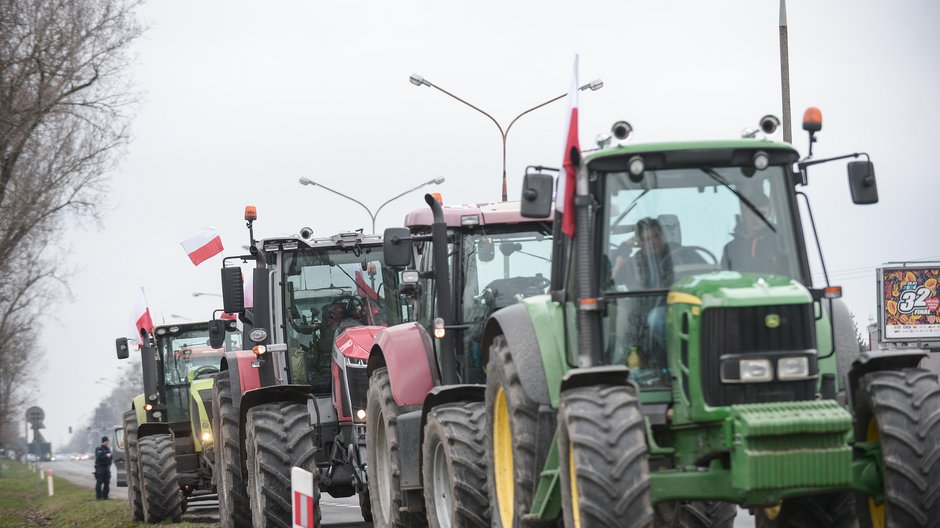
[0,0,143,447]
[0,0,143,259]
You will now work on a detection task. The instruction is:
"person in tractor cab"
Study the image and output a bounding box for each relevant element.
[721,193,783,275]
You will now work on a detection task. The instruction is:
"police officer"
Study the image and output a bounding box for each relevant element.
[94,436,112,500]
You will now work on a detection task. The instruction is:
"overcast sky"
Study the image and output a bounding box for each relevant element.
[35,0,940,447]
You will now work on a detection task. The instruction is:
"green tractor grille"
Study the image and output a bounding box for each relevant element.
[701,303,817,406]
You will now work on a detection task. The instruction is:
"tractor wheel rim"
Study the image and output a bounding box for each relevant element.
[375,415,392,523]
[431,438,453,527]
[494,386,514,528]
[867,418,885,528]
[569,443,582,528]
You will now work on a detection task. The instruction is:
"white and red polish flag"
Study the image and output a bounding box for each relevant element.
[181,227,224,266]
[130,288,154,342]
[556,55,581,238]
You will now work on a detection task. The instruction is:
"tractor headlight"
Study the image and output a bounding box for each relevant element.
[355,409,367,421]
[739,359,773,382]
[201,431,212,443]
[777,356,810,380]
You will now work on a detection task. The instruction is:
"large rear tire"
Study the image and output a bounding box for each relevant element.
[656,501,737,528]
[366,367,427,528]
[853,368,940,528]
[137,433,182,523]
[123,411,144,521]
[485,335,554,528]
[558,384,653,528]
[422,402,490,528]
[753,492,855,527]
[359,489,373,522]
[245,401,319,528]
[212,372,252,528]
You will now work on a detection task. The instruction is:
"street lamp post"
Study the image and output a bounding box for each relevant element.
[409,73,603,201]
[192,292,222,298]
[298,177,445,233]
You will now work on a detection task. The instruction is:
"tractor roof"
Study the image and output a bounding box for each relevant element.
[259,231,383,253]
[404,201,552,229]
[584,138,799,170]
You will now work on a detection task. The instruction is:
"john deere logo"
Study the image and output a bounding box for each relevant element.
[765,314,781,328]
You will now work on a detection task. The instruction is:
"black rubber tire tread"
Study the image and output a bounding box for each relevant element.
[212,373,252,528]
[422,402,490,528]
[137,433,183,523]
[123,410,144,521]
[366,367,427,528]
[485,335,554,528]
[656,501,737,528]
[753,492,856,528]
[359,490,373,522]
[245,401,320,528]
[854,368,940,528]
[558,384,653,528]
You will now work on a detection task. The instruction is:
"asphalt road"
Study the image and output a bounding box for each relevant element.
[41,459,754,527]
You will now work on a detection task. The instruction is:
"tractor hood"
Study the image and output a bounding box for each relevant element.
[668,272,813,308]
[335,326,384,361]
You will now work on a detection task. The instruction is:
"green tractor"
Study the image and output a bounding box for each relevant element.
[481,112,940,527]
[116,318,241,522]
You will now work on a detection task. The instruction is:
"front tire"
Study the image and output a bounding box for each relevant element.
[422,402,490,528]
[212,372,252,528]
[123,411,144,521]
[137,433,182,523]
[245,401,319,528]
[753,492,855,528]
[656,501,737,528]
[485,335,553,528]
[366,367,427,528]
[853,368,940,528]
[558,384,653,528]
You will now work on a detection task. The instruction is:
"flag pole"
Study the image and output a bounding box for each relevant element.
[779,0,792,144]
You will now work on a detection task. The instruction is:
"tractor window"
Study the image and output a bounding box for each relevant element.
[282,245,402,393]
[600,165,801,384]
[460,225,553,382]
[156,326,226,423]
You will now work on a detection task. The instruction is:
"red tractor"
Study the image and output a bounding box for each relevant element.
[213,208,408,528]
[366,193,553,528]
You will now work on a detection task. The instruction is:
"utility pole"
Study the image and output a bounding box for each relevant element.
[779,0,792,144]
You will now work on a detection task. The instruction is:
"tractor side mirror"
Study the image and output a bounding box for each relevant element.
[848,161,878,204]
[115,337,129,360]
[520,172,554,218]
[221,267,245,314]
[208,319,227,349]
[383,227,413,267]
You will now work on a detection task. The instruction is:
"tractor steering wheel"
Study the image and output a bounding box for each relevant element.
[191,365,220,380]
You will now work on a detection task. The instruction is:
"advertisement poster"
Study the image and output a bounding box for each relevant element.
[881,267,940,341]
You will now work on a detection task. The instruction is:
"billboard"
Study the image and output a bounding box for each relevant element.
[879,266,940,341]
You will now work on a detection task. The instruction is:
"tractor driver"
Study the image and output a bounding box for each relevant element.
[611,218,674,370]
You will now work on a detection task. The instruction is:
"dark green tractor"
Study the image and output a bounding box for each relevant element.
[482,111,940,527]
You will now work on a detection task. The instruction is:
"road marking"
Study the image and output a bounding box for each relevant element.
[321,502,361,509]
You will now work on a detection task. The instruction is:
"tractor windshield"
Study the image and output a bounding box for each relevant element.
[460,223,553,382]
[156,325,236,423]
[600,165,801,388]
[282,245,403,393]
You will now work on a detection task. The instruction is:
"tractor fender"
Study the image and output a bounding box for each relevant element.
[137,421,171,440]
[236,384,316,481]
[131,394,146,426]
[482,303,556,407]
[220,350,262,408]
[848,348,928,403]
[368,322,440,407]
[560,366,633,393]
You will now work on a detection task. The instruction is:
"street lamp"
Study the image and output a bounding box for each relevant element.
[192,292,222,298]
[298,177,445,233]
[409,73,603,201]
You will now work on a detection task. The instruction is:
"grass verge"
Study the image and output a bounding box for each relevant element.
[0,461,209,527]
